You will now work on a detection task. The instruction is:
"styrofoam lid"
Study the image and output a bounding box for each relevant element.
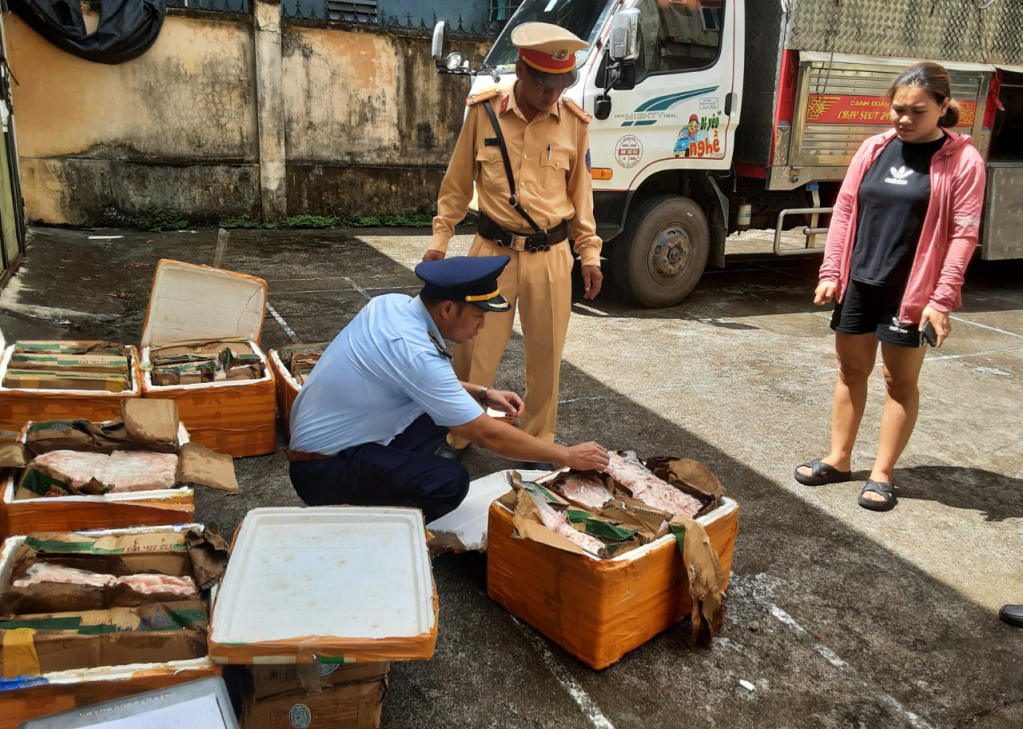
[209,507,436,656]
[141,260,267,347]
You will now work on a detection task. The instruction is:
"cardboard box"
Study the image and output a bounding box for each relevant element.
[267,343,328,437]
[0,601,209,676]
[242,678,387,729]
[140,260,276,458]
[8,353,131,376]
[0,332,143,434]
[487,489,739,670]
[0,523,222,729]
[249,661,390,701]
[0,400,237,536]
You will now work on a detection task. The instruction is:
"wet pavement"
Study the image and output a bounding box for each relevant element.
[1,225,1021,728]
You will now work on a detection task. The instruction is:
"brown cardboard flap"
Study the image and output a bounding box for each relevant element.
[122,399,180,451]
[177,442,238,493]
[185,526,231,590]
[15,531,191,577]
[0,442,28,469]
[673,518,726,646]
[647,456,725,514]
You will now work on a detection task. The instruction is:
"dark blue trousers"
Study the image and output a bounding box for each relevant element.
[289,413,470,523]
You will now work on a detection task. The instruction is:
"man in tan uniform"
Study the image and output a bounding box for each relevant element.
[423,22,603,466]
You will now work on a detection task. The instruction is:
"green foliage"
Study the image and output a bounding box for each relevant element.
[103,207,189,232]
[218,218,262,229]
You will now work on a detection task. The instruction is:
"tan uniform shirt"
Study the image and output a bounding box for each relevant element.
[429,83,603,268]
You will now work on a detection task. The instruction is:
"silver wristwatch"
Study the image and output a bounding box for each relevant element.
[478,386,489,408]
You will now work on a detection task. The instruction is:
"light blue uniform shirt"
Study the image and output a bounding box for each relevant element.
[288,294,484,454]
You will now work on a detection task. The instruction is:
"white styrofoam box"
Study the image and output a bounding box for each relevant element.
[426,469,547,552]
[209,507,435,649]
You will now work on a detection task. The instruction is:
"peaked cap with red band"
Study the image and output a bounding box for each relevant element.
[511,22,588,90]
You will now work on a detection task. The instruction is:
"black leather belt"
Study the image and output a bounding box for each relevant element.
[478,213,569,253]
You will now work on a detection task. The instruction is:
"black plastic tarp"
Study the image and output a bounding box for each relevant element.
[9,0,166,64]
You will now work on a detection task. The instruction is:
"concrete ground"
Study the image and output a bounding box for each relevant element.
[1,225,1021,728]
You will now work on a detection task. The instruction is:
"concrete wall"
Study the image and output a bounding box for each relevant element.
[6,7,489,225]
[8,11,260,225]
[283,22,480,215]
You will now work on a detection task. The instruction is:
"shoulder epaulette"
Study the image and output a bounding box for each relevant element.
[562,98,592,124]
[466,87,502,107]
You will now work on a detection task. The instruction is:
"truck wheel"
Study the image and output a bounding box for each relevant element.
[611,194,709,307]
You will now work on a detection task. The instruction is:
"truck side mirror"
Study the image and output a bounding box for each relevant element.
[431,21,447,62]
[608,9,640,62]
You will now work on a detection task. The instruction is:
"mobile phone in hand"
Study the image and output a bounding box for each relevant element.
[922,320,938,347]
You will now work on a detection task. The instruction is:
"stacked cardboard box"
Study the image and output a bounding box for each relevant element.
[268,342,329,436]
[0,338,143,433]
[4,343,133,393]
[242,662,390,729]
[150,338,266,386]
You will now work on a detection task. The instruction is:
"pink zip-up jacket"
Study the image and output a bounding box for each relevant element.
[819,128,987,324]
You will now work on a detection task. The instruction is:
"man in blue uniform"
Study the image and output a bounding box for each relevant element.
[286,255,609,522]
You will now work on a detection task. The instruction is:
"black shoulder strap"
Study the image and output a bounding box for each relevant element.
[482,100,543,234]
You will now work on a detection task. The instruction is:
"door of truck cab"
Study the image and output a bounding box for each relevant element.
[588,0,742,195]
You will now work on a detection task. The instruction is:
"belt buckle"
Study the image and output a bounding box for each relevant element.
[510,234,527,252]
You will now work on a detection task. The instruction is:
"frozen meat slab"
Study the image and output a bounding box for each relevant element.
[208,507,437,664]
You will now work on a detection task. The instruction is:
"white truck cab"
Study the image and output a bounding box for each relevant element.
[432,0,1022,307]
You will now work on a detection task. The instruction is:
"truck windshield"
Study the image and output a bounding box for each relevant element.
[484,0,613,72]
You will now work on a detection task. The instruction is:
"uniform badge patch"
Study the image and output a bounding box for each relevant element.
[585,149,591,172]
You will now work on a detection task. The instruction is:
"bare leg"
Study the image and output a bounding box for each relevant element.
[861,342,928,500]
[797,332,878,478]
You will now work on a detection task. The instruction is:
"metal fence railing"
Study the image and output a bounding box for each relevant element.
[280,1,496,36]
[165,0,251,14]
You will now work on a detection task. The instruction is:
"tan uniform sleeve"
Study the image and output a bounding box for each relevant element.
[430,105,479,254]
[567,120,602,268]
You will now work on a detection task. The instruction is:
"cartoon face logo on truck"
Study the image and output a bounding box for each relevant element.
[673,114,722,159]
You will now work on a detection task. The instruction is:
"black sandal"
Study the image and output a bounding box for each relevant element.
[858,480,897,512]
[794,459,853,486]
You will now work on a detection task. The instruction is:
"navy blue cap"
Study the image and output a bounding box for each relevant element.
[415,255,511,312]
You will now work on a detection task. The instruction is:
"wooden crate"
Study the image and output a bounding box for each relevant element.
[486,497,739,670]
[140,260,276,458]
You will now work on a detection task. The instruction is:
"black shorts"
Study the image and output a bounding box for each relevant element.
[830,279,924,348]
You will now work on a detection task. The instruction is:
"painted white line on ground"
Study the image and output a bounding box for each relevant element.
[510,616,616,729]
[573,302,609,316]
[768,604,933,729]
[949,315,1023,340]
[344,276,372,300]
[266,303,299,342]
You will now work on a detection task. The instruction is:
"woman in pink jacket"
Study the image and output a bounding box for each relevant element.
[794,62,986,511]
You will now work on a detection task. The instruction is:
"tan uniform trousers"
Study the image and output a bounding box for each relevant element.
[447,234,574,449]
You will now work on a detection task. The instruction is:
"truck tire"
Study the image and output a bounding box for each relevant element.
[611,194,709,307]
